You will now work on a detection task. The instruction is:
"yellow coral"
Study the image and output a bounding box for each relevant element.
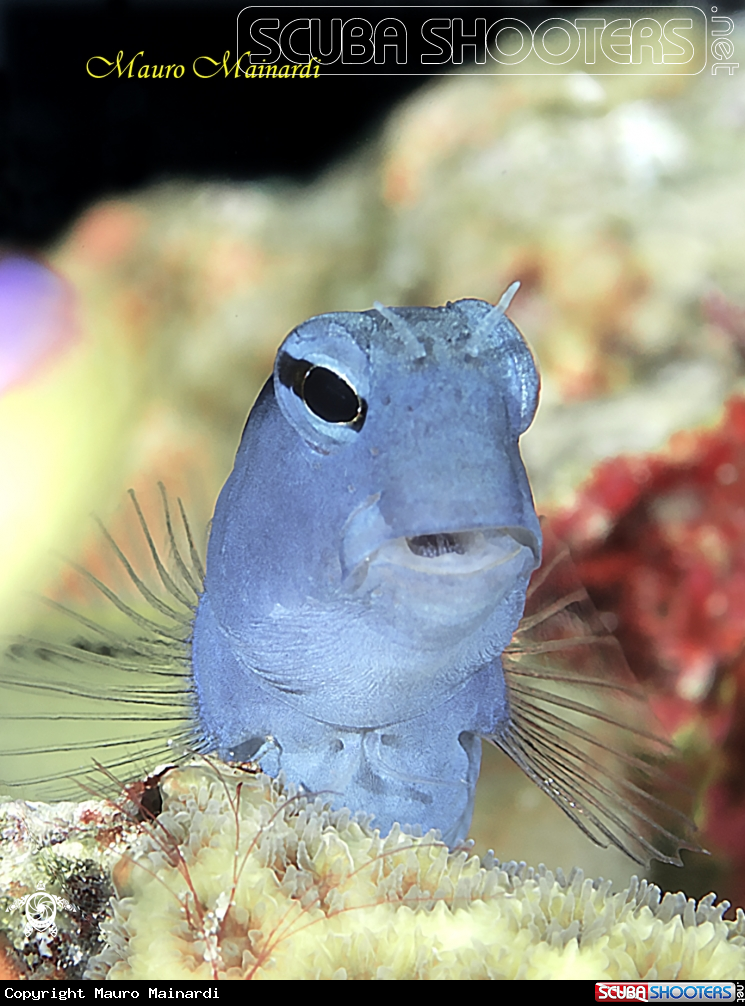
[87,762,745,981]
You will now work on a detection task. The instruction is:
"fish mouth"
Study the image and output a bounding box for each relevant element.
[340,517,540,643]
[371,526,539,577]
[339,496,540,588]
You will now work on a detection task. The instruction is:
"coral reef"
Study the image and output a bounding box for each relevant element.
[547,393,745,909]
[0,792,138,979]
[83,762,745,981]
[550,395,745,696]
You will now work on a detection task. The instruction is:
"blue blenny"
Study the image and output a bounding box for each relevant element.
[0,285,700,866]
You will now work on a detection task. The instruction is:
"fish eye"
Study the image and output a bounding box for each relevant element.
[303,366,362,425]
[278,353,366,430]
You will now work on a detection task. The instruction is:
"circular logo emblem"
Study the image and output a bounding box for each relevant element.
[24,889,59,937]
[9,881,75,940]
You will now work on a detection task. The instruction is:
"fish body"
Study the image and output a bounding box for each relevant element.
[192,293,541,845]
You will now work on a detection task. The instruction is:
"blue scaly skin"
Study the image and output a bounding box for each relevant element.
[192,289,541,846]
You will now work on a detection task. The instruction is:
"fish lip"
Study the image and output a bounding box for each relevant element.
[340,496,539,585]
[356,525,540,579]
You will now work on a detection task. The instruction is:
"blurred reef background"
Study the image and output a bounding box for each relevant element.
[2,6,745,974]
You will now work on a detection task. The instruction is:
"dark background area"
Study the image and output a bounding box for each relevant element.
[0,1,738,247]
[0,0,431,246]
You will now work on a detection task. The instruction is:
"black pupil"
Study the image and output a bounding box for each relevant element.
[303,366,359,424]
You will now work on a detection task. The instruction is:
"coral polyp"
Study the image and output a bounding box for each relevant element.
[86,762,745,981]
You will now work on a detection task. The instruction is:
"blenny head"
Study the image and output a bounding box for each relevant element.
[204,293,541,679]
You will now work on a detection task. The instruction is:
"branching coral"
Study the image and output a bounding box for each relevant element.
[87,762,745,981]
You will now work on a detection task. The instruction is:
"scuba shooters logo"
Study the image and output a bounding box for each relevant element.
[237,6,708,75]
[595,984,741,1001]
